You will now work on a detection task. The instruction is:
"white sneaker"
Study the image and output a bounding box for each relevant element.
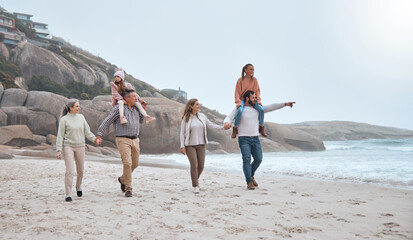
[193,187,200,194]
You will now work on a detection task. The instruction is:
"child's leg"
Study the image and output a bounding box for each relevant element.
[234,100,245,127]
[118,100,128,124]
[135,102,148,117]
[118,100,125,117]
[253,103,265,126]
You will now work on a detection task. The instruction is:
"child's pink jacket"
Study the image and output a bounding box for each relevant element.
[110,82,143,106]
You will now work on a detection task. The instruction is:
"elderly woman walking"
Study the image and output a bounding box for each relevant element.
[56,99,98,202]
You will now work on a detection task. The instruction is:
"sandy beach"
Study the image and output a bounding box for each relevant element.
[1,155,412,240]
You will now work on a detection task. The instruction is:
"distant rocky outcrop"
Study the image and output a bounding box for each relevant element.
[288,121,413,141]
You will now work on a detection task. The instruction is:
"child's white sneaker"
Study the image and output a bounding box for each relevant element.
[120,116,128,124]
[193,186,200,194]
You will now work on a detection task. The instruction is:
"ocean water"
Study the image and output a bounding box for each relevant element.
[143,138,413,189]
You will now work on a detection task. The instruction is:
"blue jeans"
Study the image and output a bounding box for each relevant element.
[238,136,263,184]
[234,100,265,126]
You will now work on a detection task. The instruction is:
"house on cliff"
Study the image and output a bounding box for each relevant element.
[0,14,25,46]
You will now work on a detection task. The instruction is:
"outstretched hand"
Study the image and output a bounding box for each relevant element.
[285,102,296,108]
[224,122,232,130]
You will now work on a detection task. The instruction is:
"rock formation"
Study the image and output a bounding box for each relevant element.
[12,42,109,88]
[288,121,413,141]
[0,88,326,153]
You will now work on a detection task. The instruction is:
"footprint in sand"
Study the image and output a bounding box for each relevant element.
[354,214,366,217]
[347,199,366,205]
[383,222,400,228]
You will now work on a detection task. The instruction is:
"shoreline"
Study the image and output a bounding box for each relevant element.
[1,157,412,239]
[8,153,413,191]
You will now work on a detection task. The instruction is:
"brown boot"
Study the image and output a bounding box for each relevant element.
[259,125,268,137]
[247,182,256,190]
[251,176,258,187]
[231,126,238,138]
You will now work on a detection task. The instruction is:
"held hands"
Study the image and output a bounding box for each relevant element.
[224,122,232,130]
[180,147,186,155]
[57,151,62,160]
[285,102,296,108]
[95,136,103,145]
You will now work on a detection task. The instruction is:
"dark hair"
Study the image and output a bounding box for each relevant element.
[241,63,254,81]
[115,79,127,95]
[182,98,198,122]
[60,99,79,117]
[243,90,255,100]
[121,89,135,98]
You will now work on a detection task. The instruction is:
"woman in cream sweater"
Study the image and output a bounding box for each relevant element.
[56,100,97,202]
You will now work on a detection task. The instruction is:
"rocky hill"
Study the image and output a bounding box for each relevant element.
[0,35,411,159]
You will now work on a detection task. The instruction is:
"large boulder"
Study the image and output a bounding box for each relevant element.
[0,152,13,159]
[13,42,109,87]
[80,97,116,142]
[46,134,57,146]
[2,106,56,135]
[264,122,326,151]
[25,91,68,120]
[138,97,185,153]
[33,134,47,144]
[0,125,37,147]
[0,88,28,107]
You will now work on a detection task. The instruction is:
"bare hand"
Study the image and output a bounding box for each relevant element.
[57,151,62,160]
[123,99,127,104]
[285,102,296,108]
[95,136,102,145]
[236,105,242,109]
[180,147,186,155]
[224,122,232,130]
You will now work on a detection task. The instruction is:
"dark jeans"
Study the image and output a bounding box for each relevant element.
[234,100,265,126]
[238,136,263,184]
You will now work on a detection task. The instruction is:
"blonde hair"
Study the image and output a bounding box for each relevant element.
[181,98,198,122]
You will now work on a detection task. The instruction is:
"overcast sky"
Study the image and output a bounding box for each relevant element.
[2,0,412,130]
